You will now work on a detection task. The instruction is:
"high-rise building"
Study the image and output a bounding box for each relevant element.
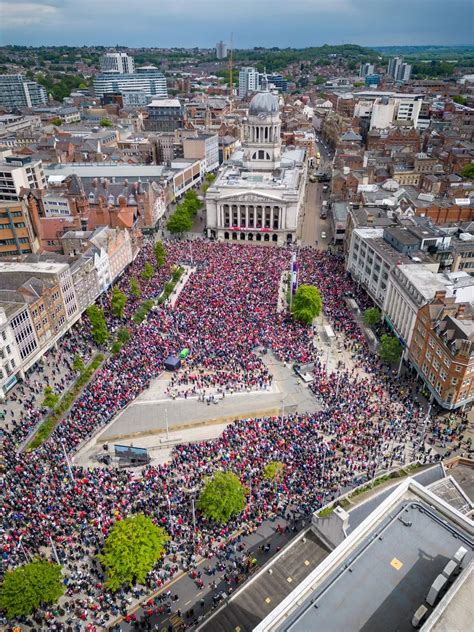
[93,66,168,99]
[0,75,47,109]
[238,67,260,98]
[359,63,375,78]
[398,62,412,82]
[0,201,39,258]
[0,156,46,202]
[215,41,227,60]
[387,56,404,79]
[100,52,135,74]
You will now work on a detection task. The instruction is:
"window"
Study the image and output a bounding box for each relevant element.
[452,377,458,385]
[428,337,434,348]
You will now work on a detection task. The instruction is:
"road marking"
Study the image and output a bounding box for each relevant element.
[265,597,271,604]
[287,576,293,583]
[184,599,192,606]
[304,560,310,566]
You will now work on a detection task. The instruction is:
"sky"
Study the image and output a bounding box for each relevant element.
[1,0,473,49]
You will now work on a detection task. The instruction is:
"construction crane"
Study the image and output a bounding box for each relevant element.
[229,32,234,111]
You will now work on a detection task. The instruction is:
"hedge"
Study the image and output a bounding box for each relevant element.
[26,354,105,450]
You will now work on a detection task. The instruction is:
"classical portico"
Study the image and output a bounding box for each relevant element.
[205,92,307,245]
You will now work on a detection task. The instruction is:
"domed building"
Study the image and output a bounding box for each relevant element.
[206,91,307,245]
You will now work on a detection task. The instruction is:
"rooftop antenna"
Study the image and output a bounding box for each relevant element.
[229,32,234,111]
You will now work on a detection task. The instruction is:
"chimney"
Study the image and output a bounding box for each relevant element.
[456,304,466,319]
[433,290,447,302]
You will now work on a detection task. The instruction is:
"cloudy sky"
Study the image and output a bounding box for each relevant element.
[1,0,473,48]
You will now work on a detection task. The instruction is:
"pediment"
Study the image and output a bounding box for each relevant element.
[218,191,284,203]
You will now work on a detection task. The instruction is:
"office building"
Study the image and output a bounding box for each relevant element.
[93,66,167,99]
[239,67,260,98]
[267,74,288,92]
[144,99,185,132]
[0,74,47,109]
[215,41,227,59]
[0,201,40,258]
[100,51,135,74]
[0,156,46,202]
[359,62,375,78]
[182,133,219,173]
[206,92,306,245]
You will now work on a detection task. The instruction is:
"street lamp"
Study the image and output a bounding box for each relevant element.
[60,438,74,484]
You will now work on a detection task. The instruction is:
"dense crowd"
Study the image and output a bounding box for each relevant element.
[1,241,469,631]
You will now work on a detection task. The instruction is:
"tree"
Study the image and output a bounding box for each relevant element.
[51,117,62,126]
[291,284,323,325]
[198,471,246,523]
[363,307,381,327]
[100,118,112,127]
[379,334,402,364]
[72,354,85,374]
[111,287,127,319]
[86,305,109,346]
[117,327,131,344]
[166,209,192,236]
[111,341,122,355]
[43,386,60,410]
[97,514,169,591]
[460,163,474,180]
[129,276,141,299]
[453,95,468,106]
[0,559,64,619]
[202,172,216,193]
[263,461,285,481]
[141,262,155,281]
[154,241,166,267]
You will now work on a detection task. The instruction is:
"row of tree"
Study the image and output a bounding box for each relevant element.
[166,190,202,236]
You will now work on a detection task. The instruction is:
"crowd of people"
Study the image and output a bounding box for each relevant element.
[1,240,469,631]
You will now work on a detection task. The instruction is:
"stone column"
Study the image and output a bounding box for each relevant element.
[246,206,249,228]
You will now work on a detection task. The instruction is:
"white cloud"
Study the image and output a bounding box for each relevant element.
[1,2,59,27]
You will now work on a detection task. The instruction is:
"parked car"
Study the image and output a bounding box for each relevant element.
[321,231,327,239]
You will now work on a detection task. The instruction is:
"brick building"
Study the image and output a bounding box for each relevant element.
[408,293,474,409]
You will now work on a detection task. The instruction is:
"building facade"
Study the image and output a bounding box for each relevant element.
[0,74,47,109]
[238,67,260,98]
[408,295,474,409]
[0,156,46,202]
[100,52,135,74]
[93,67,167,99]
[206,92,306,245]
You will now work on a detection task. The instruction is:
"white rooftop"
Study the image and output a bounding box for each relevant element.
[148,99,181,107]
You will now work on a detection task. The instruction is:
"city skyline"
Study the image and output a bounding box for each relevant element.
[1,0,473,48]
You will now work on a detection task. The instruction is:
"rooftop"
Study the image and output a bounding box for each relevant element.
[278,500,472,632]
[199,529,329,632]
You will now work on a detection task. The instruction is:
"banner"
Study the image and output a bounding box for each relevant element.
[291,253,298,296]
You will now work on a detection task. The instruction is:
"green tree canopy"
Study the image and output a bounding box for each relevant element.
[129,276,141,299]
[111,287,127,319]
[379,334,402,364]
[97,514,169,591]
[453,95,468,106]
[198,471,246,523]
[100,117,112,127]
[0,559,64,619]
[51,117,62,126]
[86,305,109,345]
[460,163,474,180]
[263,461,285,481]
[291,284,323,325]
[117,327,131,344]
[363,307,381,327]
[72,354,85,374]
[141,261,155,281]
[154,241,166,267]
[166,208,192,236]
[43,386,60,410]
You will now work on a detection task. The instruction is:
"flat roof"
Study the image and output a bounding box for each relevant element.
[200,529,329,632]
[0,261,68,274]
[278,500,473,632]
